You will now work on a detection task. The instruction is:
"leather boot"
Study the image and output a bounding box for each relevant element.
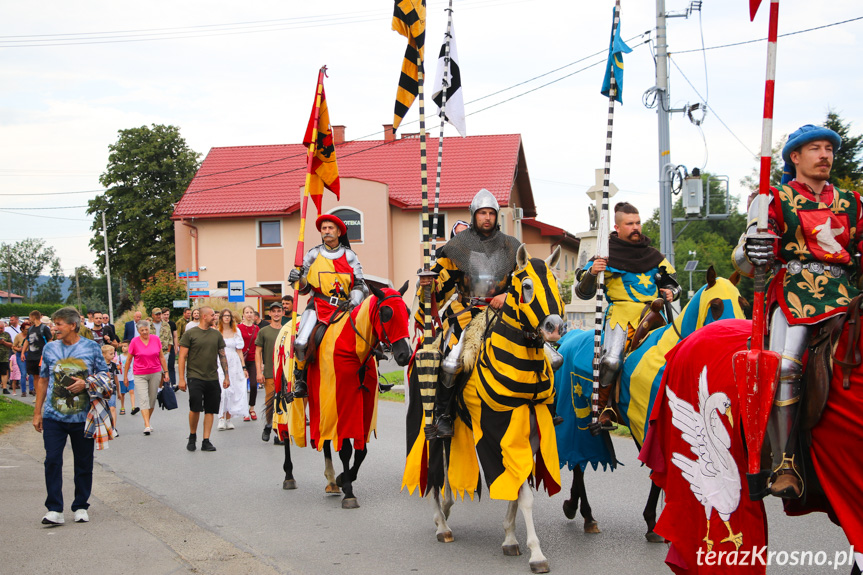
[597,383,618,430]
[434,414,454,438]
[293,367,308,398]
[769,456,802,499]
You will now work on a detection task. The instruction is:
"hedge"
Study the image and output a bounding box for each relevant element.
[0,303,71,319]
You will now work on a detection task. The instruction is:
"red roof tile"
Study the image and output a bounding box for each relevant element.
[174,134,527,219]
[522,218,580,249]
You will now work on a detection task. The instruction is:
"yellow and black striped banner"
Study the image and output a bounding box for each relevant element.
[392,0,426,131]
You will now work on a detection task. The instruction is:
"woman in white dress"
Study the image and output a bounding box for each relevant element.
[216,309,249,429]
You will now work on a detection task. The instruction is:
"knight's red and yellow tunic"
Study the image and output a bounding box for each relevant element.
[300,244,364,324]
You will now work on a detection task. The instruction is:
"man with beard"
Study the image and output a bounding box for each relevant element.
[417,189,522,438]
[576,201,679,431]
[734,124,862,499]
[287,214,368,398]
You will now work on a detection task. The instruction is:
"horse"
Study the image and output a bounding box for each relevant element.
[275,281,412,509]
[554,267,746,540]
[404,245,566,574]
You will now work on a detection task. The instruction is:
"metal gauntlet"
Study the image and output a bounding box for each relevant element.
[575,268,597,300]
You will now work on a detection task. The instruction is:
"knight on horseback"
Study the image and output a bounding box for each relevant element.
[417,188,522,439]
[575,201,680,432]
[733,124,863,499]
[288,214,369,398]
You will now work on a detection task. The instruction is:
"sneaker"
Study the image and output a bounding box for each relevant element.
[201,439,216,452]
[187,434,197,452]
[2,389,9,395]
[217,418,226,431]
[143,427,151,436]
[131,407,140,415]
[226,420,235,430]
[114,430,119,437]
[261,426,272,442]
[42,511,64,525]
[74,509,89,523]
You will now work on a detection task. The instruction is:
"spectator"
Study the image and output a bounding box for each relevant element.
[9,352,21,399]
[280,295,294,325]
[176,308,192,340]
[186,308,201,331]
[178,306,228,452]
[123,311,143,341]
[101,345,119,434]
[238,306,260,421]
[216,309,248,430]
[149,308,172,354]
[100,313,113,331]
[84,311,95,329]
[253,311,262,327]
[12,320,32,396]
[117,341,137,416]
[33,306,109,525]
[90,312,119,349]
[255,302,284,444]
[23,310,53,396]
[451,219,470,238]
[162,307,179,389]
[0,320,12,394]
[5,314,22,340]
[123,321,168,435]
[78,322,94,340]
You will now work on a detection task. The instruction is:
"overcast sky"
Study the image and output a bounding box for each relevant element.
[2,0,862,277]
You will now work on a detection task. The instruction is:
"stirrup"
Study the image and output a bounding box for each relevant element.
[598,406,619,431]
[769,455,804,499]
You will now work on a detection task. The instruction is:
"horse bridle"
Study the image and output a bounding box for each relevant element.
[349,292,403,363]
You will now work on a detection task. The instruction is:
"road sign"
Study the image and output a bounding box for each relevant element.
[173,299,190,308]
[178,271,199,279]
[228,280,245,303]
[189,290,209,298]
[684,260,699,272]
[188,281,209,289]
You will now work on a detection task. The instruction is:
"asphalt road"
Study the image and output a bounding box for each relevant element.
[84,392,852,575]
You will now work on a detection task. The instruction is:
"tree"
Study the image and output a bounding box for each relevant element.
[824,110,863,189]
[0,238,62,301]
[740,135,786,196]
[66,265,126,316]
[88,124,200,293]
[140,271,187,316]
[35,259,65,303]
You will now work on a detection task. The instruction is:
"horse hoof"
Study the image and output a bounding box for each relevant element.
[325,483,341,495]
[645,531,665,543]
[436,531,454,543]
[342,498,360,509]
[584,520,601,534]
[562,500,576,520]
[282,479,297,490]
[502,544,521,556]
[530,560,550,574]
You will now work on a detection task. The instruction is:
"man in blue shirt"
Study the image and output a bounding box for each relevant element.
[33,307,108,526]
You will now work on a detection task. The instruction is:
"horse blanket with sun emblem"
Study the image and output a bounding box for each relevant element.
[767,182,863,325]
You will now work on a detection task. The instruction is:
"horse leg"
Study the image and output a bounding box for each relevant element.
[338,441,359,509]
[575,466,600,534]
[282,437,297,490]
[644,480,664,543]
[349,445,367,482]
[518,482,550,573]
[323,440,340,495]
[501,499,521,557]
[562,468,578,520]
[432,479,454,543]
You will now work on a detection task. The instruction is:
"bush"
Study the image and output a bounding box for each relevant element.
[0,303,69,319]
[140,271,187,321]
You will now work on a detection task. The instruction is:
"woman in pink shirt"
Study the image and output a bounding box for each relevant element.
[123,321,168,435]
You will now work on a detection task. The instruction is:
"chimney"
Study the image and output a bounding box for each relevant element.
[383,124,395,142]
[332,125,345,145]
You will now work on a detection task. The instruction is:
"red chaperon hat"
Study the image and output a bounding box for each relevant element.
[315,214,347,236]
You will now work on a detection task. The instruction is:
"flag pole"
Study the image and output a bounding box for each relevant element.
[283,66,327,399]
[591,1,621,430]
[431,0,453,258]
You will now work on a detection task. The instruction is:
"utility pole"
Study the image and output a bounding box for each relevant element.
[75,268,82,311]
[102,211,114,324]
[655,0,674,266]
[7,258,11,302]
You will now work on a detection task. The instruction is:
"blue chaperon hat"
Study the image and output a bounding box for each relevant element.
[780,124,841,185]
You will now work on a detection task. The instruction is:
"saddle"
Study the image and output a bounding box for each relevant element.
[629,299,668,353]
[303,322,329,366]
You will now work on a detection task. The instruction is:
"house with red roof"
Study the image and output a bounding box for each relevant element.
[172,126,579,310]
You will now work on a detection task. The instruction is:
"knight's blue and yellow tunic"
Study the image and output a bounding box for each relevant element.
[584,260,676,330]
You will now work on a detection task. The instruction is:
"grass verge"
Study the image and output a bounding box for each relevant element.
[610,423,632,438]
[0,397,35,433]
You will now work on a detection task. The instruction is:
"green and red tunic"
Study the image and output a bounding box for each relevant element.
[767,181,863,325]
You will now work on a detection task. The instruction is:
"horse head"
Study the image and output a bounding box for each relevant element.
[675,265,746,338]
[367,281,412,366]
[509,245,566,343]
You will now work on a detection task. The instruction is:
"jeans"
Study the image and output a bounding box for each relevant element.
[42,417,95,512]
[20,374,34,394]
[166,347,177,388]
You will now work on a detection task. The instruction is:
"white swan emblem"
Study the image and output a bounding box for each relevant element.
[666,366,743,551]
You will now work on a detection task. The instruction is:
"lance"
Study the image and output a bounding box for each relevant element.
[283,66,328,402]
[733,0,782,497]
[590,1,621,431]
[431,0,454,257]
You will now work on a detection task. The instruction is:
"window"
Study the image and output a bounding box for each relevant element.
[417,212,449,241]
[259,220,281,247]
[217,281,228,289]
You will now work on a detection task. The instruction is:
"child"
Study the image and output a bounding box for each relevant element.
[8,353,21,398]
[101,344,119,435]
[117,341,137,416]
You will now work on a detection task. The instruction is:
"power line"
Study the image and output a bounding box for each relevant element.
[671,15,863,55]
[0,189,104,196]
[0,208,90,221]
[0,205,88,210]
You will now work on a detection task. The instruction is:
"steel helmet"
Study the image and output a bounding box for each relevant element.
[469,189,500,219]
